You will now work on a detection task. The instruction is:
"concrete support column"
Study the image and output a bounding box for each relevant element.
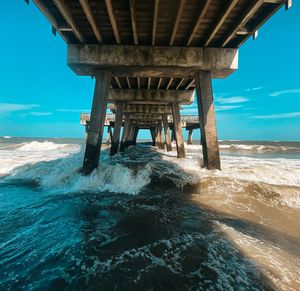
[172,103,185,158]
[195,71,220,170]
[171,128,175,142]
[162,115,172,151]
[187,129,193,145]
[126,121,135,148]
[157,121,165,150]
[155,126,160,148]
[120,115,131,152]
[110,101,125,156]
[83,70,111,175]
[106,125,112,145]
[133,127,139,146]
[150,127,156,146]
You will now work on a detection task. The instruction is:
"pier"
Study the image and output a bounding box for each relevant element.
[27,0,291,175]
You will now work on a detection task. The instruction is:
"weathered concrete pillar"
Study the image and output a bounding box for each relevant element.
[126,121,135,148]
[150,127,156,146]
[133,127,139,146]
[155,126,160,148]
[171,128,175,142]
[187,129,193,145]
[106,125,112,145]
[157,121,165,150]
[110,101,125,156]
[195,71,220,170]
[83,70,111,175]
[172,103,185,158]
[162,115,172,151]
[120,115,131,152]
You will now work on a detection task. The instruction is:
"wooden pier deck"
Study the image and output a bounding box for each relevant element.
[27,0,291,174]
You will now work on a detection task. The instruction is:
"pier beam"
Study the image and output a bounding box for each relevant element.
[172,103,185,158]
[187,129,193,145]
[195,71,220,170]
[82,70,111,175]
[162,115,172,151]
[110,101,125,156]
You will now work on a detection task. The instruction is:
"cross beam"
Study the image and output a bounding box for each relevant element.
[68,45,238,78]
[108,89,194,104]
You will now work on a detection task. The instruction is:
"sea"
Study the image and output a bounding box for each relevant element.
[0,136,300,290]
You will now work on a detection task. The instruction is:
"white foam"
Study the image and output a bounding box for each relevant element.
[17,141,70,151]
[219,144,300,152]
[0,141,79,176]
[8,149,152,195]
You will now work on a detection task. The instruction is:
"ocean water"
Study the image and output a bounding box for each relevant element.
[0,137,300,290]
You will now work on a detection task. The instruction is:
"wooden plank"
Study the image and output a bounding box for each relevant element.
[126,77,131,89]
[114,76,122,89]
[32,0,69,42]
[104,0,121,44]
[79,0,102,42]
[204,0,239,47]
[53,0,85,43]
[162,115,172,151]
[83,70,111,175]
[185,79,195,90]
[221,0,265,47]
[152,0,160,45]
[166,78,173,90]
[110,101,125,156]
[172,103,185,158]
[237,2,284,47]
[176,78,185,90]
[129,0,138,44]
[148,77,151,90]
[170,0,186,45]
[187,0,212,46]
[157,77,162,89]
[195,71,220,170]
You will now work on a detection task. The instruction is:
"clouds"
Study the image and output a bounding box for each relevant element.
[0,103,39,113]
[57,108,89,113]
[28,112,53,116]
[216,96,248,104]
[215,105,243,111]
[270,89,300,97]
[253,112,300,119]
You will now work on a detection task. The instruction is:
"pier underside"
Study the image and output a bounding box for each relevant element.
[28,0,289,175]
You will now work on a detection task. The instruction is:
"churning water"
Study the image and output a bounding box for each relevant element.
[0,137,300,290]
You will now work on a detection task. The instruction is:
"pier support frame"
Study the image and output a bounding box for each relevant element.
[162,115,172,151]
[110,101,125,156]
[195,71,220,170]
[172,103,185,158]
[83,70,111,175]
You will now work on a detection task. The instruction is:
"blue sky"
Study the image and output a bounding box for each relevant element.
[0,1,299,141]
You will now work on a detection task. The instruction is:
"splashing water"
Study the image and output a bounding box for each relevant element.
[0,138,300,290]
